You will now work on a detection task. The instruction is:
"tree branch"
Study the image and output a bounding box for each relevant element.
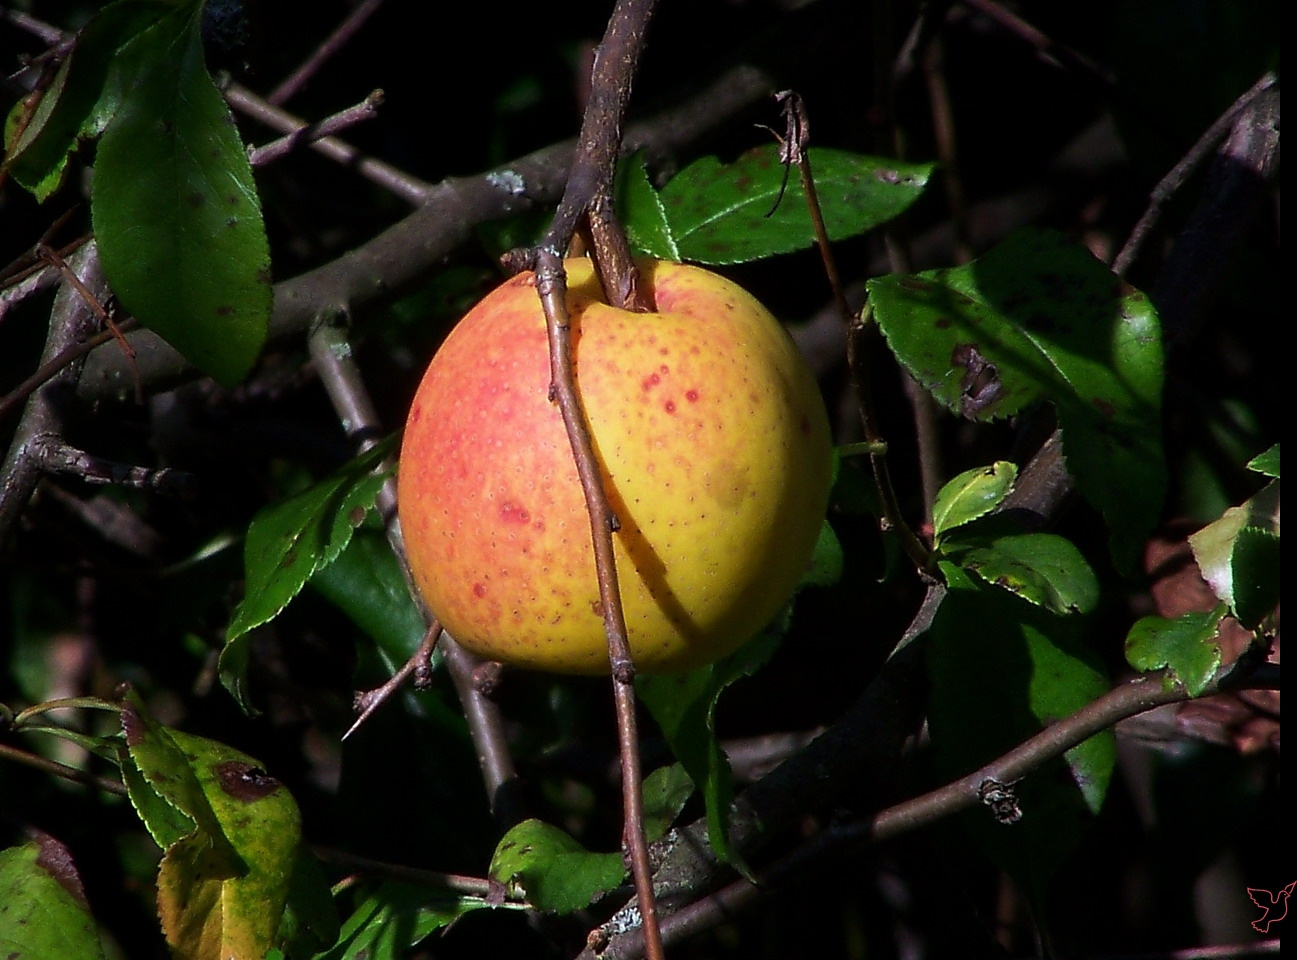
[0,246,105,542]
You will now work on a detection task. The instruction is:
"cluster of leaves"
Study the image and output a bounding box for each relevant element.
[1,2,1280,959]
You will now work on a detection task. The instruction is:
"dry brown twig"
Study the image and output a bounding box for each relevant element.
[506,0,666,956]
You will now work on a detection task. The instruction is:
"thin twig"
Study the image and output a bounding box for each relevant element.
[36,244,140,402]
[920,36,973,264]
[30,436,197,496]
[525,1,664,956]
[1112,71,1279,278]
[248,89,385,167]
[308,844,527,902]
[225,83,432,204]
[342,620,440,741]
[772,90,929,569]
[267,0,389,105]
[0,741,128,797]
[957,0,1114,93]
[0,316,133,425]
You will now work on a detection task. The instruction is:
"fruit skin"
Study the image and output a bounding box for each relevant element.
[397,258,833,674]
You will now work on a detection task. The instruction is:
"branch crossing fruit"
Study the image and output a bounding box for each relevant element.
[397,258,833,674]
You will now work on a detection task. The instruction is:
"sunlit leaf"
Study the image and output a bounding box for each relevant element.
[1125,609,1226,696]
[1188,479,1280,628]
[0,838,107,960]
[616,151,679,260]
[941,531,1100,615]
[2,0,169,199]
[1247,444,1279,478]
[657,146,932,264]
[91,1,271,385]
[226,439,396,643]
[932,462,1018,541]
[489,820,625,914]
[870,229,1165,571]
[119,700,301,960]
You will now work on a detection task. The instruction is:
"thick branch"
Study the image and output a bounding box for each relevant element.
[77,61,774,400]
[0,247,105,541]
[306,314,521,821]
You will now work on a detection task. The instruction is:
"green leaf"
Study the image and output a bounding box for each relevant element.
[274,851,340,960]
[802,519,844,588]
[319,882,502,960]
[0,838,107,960]
[636,630,780,868]
[1125,609,1226,696]
[658,146,933,264]
[928,563,1114,903]
[119,700,302,960]
[869,229,1165,571]
[2,0,170,199]
[1228,525,1281,629]
[932,461,1018,541]
[941,531,1100,615]
[1248,444,1279,478]
[489,820,626,914]
[226,439,396,643]
[1188,479,1280,628]
[641,763,696,843]
[309,530,427,663]
[91,2,272,385]
[616,151,679,260]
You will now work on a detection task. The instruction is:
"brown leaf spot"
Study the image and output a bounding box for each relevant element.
[215,761,281,801]
[33,829,89,906]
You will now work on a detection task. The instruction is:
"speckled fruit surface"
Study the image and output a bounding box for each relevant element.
[397,258,833,674]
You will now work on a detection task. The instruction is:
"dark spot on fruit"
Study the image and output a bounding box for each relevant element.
[499,501,530,524]
[215,305,233,317]
[188,191,206,207]
[215,761,281,801]
[935,317,951,329]
[473,582,487,598]
[660,364,669,374]
[665,400,676,414]
[685,389,700,402]
[642,373,660,390]
[800,415,811,436]
[1091,397,1116,418]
